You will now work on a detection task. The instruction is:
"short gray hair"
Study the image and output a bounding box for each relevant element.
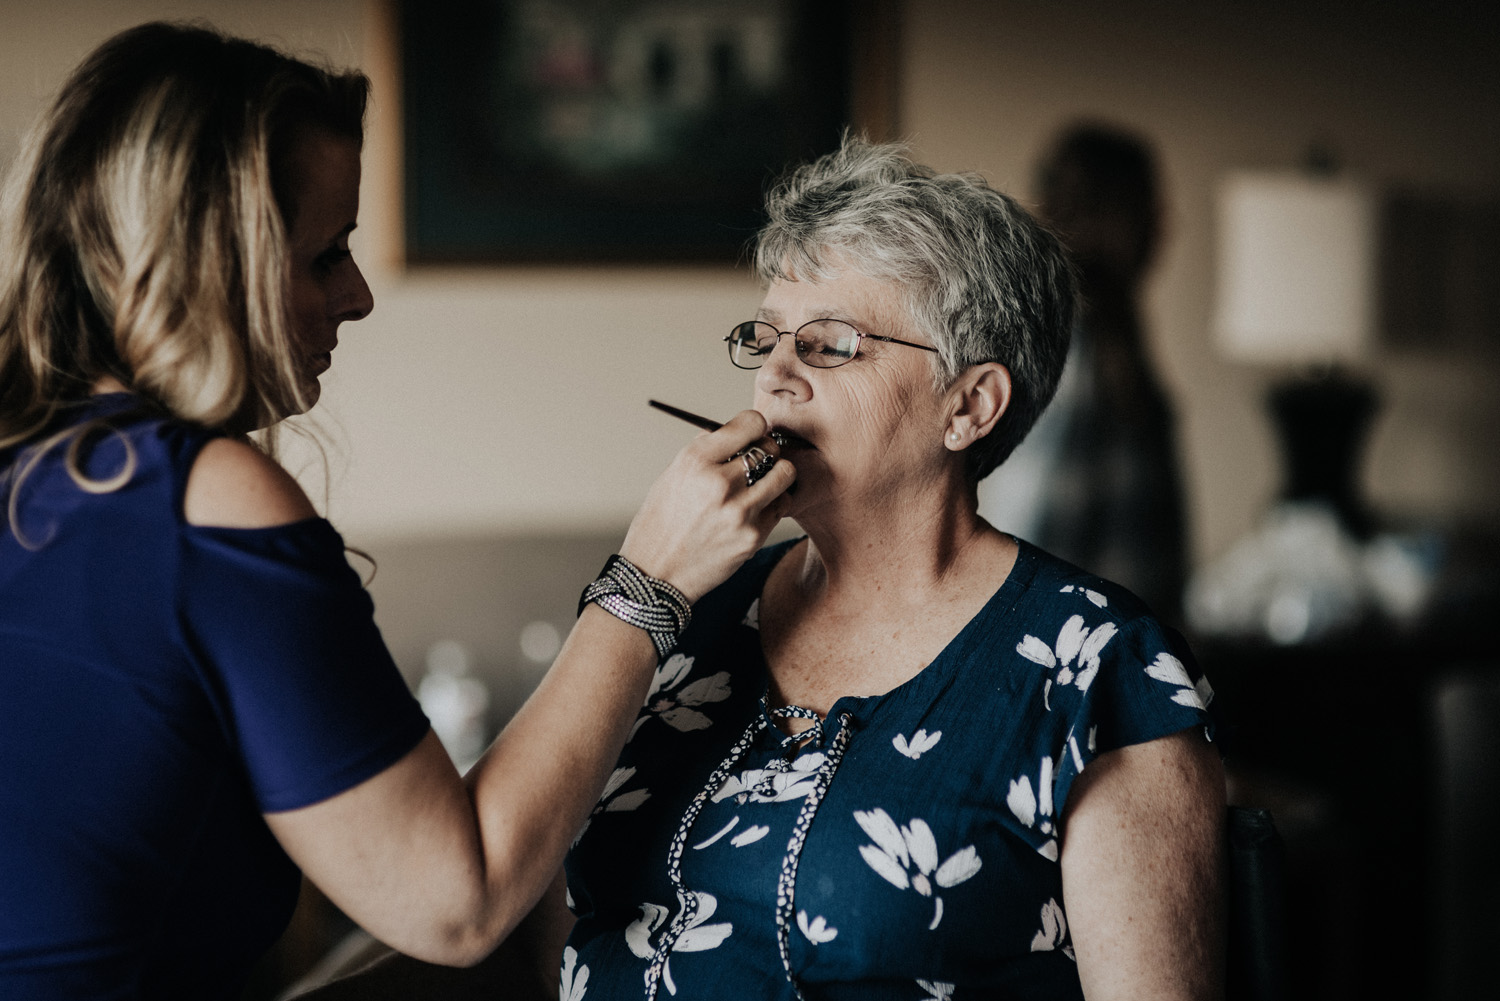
[752,135,1076,480]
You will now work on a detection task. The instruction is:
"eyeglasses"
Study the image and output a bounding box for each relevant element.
[724,319,939,370]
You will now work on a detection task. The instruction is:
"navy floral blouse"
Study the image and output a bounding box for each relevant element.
[564,538,1216,1001]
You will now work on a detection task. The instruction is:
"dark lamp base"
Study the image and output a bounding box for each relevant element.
[1267,370,1379,539]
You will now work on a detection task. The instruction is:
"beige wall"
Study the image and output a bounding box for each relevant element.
[4,0,1497,563]
[903,0,1500,560]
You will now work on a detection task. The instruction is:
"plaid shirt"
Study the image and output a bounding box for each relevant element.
[981,298,1188,624]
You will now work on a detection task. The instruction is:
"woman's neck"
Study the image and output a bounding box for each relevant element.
[789,479,1008,608]
[759,478,1019,716]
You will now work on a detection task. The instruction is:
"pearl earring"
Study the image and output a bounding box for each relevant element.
[949,431,961,442]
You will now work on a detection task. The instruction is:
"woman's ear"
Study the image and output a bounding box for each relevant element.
[944,363,1011,451]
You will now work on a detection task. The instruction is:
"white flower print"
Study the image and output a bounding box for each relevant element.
[1016,613,1118,706]
[625,892,733,996]
[854,808,983,930]
[892,728,942,759]
[917,979,955,999]
[1029,898,1076,961]
[574,766,651,844]
[713,752,828,805]
[1060,583,1108,608]
[630,654,732,739]
[599,766,651,811]
[625,902,669,959]
[743,598,761,630]
[797,910,838,944]
[693,816,771,850]
[692,817,740,849]
[729,824,770,847]
[1006,757,1059,860]
[1144,652,1215,710]
[560,945,590,1001]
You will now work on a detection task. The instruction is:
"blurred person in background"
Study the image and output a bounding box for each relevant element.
[982,122,1188,622]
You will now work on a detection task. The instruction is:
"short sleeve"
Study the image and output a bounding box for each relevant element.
[177,519,429,813]
[1047,613,1216,819]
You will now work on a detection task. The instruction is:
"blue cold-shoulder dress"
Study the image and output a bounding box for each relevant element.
[565,537,1216,1001]
[0,394,429,1000]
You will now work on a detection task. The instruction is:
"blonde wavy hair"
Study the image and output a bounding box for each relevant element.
[0,21,368,527]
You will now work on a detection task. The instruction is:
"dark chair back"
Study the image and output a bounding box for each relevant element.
[1226,806,1290,1001]
[1430,666,1500,1001]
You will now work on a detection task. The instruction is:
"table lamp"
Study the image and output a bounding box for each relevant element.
[1212,170,1380,538]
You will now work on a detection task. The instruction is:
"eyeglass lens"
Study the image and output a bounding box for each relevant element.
[728,320,860,369]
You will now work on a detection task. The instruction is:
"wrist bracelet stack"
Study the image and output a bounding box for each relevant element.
[578,554,692,659]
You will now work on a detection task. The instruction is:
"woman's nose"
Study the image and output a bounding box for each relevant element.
[338,261,374,322]
[754,331,805,395]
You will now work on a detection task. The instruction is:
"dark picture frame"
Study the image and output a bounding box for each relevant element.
[398,0,893,263]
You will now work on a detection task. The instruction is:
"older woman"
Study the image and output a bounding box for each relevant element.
[559,137,1223,1001]
[311,138,1223,1001]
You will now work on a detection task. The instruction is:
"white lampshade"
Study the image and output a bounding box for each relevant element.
[1212,172,1378,366]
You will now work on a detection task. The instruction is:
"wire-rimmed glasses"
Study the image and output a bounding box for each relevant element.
[724,319,939,370]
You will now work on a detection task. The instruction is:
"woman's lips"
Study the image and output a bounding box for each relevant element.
[770,429,813,450]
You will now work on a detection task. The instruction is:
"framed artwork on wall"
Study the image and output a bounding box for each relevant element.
[398,0,895,264]
[1378,190,1500,358]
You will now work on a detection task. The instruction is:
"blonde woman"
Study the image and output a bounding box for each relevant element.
[0,22,793,999]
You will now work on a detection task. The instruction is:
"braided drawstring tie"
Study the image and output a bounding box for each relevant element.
[642,697,854,1001]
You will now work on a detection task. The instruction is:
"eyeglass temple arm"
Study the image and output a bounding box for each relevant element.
[863,332,939,353]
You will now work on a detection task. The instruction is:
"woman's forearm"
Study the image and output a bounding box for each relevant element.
[456,607,660,953]
[267,412,795,965]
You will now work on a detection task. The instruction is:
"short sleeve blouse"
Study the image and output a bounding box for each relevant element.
[564,537,1215,1001]
[0,395,429,999]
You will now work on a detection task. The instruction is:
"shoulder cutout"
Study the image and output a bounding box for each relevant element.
[184,437,318,529]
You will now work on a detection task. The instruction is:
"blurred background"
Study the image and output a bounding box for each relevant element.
[3,1,1496,998]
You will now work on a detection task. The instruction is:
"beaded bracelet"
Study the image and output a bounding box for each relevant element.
[577,554,692,659]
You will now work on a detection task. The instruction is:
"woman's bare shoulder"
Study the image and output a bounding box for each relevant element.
[183,437,317,528]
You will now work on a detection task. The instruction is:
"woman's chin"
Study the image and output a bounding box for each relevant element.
[228,382,320,433]
[281,376,323,418]
[778,473,828,520]
[298,379,322,412]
